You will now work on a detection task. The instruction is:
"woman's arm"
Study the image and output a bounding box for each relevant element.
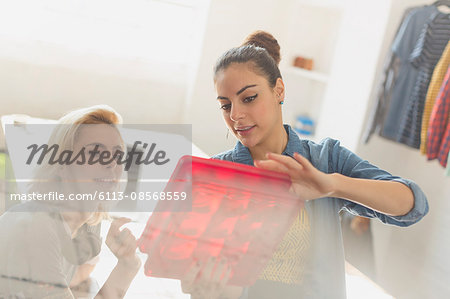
[254,152,414,217]
[69,263,96,288]
[330,172,414,216]
[95,256,141,299]
[94,217,141,299]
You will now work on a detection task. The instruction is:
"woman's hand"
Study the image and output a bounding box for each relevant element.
[95,218,141,299]
[350,216,371,235]
[105,217,141,269]
[254,152,335,201]
[181,257,243,299]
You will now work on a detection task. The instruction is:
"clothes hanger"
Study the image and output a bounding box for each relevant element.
[433,1,450,13]
[433,1,450,7]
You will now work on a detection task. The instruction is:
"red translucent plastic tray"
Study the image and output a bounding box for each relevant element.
[138,156,303,286]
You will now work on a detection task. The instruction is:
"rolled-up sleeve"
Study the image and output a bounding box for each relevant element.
[340,177,428,227]
[321,138,429,227]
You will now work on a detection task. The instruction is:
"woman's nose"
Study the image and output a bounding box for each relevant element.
[230,103,245,122]
[106,151,118,168]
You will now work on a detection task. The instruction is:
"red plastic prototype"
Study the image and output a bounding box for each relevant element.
[138,156,303,286]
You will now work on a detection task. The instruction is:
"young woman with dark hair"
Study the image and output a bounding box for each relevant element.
[181,31,428,299]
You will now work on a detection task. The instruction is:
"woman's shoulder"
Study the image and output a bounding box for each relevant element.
[304,136,341,148]
[285,124,341,154]
[290,136,349,174]
[0,204,63,244]
[294,136,343,157]
[0,208,73,297]
[209,137,343,162]
[211,149,234,161]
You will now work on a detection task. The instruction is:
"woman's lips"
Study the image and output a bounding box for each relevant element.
[93,178,119,187]
[235,125,256,136]
[94,178,116,182]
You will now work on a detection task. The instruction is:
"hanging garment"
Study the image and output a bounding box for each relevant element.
[420,42,450,154]
[446,151,450,176]
[363,7,416,143]
[438,126,450,167]
[397,12,450,149]
[364,5,437,143]
[427,66,450,167]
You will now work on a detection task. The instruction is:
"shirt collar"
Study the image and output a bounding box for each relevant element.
[231,124,302,165]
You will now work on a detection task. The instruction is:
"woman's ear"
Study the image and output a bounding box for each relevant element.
[273,78,285,104]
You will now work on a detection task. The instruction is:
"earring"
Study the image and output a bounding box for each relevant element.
[279,100,284,105]
[226,129,230,139]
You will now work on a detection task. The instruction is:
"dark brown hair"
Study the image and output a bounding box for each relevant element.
[214,31,282,87]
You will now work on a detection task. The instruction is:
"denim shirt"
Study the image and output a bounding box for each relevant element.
[212,124,428,299]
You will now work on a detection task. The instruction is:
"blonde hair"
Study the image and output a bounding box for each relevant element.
[29,105,123,225]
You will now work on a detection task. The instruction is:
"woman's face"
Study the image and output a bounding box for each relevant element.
[59,124,125,195]
[215,63,284,149]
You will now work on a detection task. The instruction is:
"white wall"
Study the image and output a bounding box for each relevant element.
[0,41,186,124]
[313,0,392,151]
[0,0,212,127]
[356,0,450,298]
[183,0,292,155]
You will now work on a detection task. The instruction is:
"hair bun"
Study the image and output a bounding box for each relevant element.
[241,31,281,65]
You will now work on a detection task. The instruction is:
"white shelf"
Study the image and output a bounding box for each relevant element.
[282,66,329,83]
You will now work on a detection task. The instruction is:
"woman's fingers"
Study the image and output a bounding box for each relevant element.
[254,159,290,173]
[116,229,137,256]
[202,257,215,279]
[216,260,232,290]
[260,153,315,177]
[181,257,232,298]
[211,258,228,282]
[267,152,311,170]
[107,217,132,239]
[106,218,139,259]
[199,257,218,296]
[181,260,202,293]
[204,257,230,299]
[350,216,370,235]
[118,228,136,247]
[293,152,313,170]
[256,153,308,181]
[117,228,137,255]
[255,152,330,201]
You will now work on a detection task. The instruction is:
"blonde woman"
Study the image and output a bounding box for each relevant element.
[0,105,140,299]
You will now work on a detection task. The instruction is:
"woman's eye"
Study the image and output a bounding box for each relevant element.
[220,104,231,111]
[90,151,100,158]
[243,94,257,103]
